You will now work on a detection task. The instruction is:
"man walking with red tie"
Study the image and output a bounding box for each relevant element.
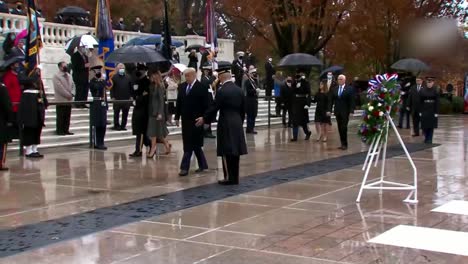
[328,74,355,150]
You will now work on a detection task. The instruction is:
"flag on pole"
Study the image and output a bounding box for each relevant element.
[25,0,42,76]
[96,0,114,88]
[162,0,172,60]
[205,0,217,68]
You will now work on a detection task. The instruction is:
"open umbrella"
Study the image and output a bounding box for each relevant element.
[106,45,168,63]
[277,53,322,68]
[320,65,344,78]
[391,58,429,73]
[125,35,184,48]
[172,63,187,73]
[65,35,98,55]
[185,44,203,53]
[57,6,88,17]
[0,55,24,70]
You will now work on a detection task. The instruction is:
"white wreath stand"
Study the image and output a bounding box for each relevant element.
[356,112,418,204]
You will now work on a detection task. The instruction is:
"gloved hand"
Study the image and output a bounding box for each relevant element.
[434,114,438,118]
[304,105,309,109]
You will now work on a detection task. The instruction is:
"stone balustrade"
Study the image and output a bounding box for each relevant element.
[0,13,235,93]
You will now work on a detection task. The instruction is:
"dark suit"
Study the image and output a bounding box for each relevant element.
[231,59,245,87]
[408,84,423,135]
[329,84,355,148]
[71,52,89,107]
[264,62,275,97]
[111,74,133,129]
[280,83,293,127]
[175,80,211,171]
[204,81,248,184]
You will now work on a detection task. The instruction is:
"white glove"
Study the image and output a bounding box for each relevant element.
[304,105,309,109]
[434,114,438,117]
[419,113,422,116]
[132,101,136,106]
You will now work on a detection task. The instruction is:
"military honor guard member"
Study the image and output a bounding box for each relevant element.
[89,66,108,150]
[419,76,439,144]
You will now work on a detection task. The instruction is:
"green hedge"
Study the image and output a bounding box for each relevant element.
[439,98,452,114]
[452,96,464,113]
[439,96,464,114]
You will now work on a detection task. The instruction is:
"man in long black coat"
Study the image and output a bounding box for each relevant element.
[71,48,90,108]
[264,57,275,98]
[231,52,245,87]
[130,65,151,157]
[0,82,13,170]
[280,76,294,128]
[196,64,248,185]
[175,68,211,176]
[290,73,312,141]
[243,67,259,134]
[408,77,424,136]
[328,74,355,150]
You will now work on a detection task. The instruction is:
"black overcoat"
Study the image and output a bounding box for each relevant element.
[204,81,247,157]
[408,85,422,115]
[419,87,439,129]
[131,76,150,135]
[243,78,258,118]
[0,83,13,143]
[175,81,211,152]
[291,79,311,126]
[17,74,47,129]
[89,78,108,128]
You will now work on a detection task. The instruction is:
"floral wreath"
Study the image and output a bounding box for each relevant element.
[358,73,400,144]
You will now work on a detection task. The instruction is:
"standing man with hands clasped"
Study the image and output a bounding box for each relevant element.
[53,61,75,136]
[328,74,355,150]
[195,63,248,185]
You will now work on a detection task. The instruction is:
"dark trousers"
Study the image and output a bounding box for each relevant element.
[423,128,434,143]
[412,113,421,135]
[56,105,71,134]
[74,83,89,107]
[398,108,410,129]
[180,147,208,171]
[135,134,151,153]
[336,114,349,147]
[94,126,106,147]
[246,116,256,132]
[205,124,213,136]
[22,127,42,146]
[222,155,240,183]
[282,106,291,126]
[113,104,130,129]
[274,97,281,116]
[292,124,309,139]
[0,143,6,167]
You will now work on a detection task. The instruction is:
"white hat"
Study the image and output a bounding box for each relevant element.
[204,43,211,48]
[236,51,245,57]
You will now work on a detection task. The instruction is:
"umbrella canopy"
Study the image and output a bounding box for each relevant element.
[391,58,429,73]
[124,35,184,47]
[14,29,27,46]
[277,53,322,68]
[0,55,24,70]
[320,65,344,78]
[185,44,203,53]
[106,45,168,63]
[57,6,88,17]
[65,35,98,55]
[172,63,187,73]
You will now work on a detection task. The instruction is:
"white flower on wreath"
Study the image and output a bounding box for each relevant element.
[382,88,387,92]
[368,106,374,111]
[377,103,382,107]
[379,111,384,117]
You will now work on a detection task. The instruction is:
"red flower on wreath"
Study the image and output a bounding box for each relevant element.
[373,111,380,117]
[379,93,385,99]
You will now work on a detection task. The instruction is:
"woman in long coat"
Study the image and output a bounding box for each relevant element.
[130,66,151,157]
[188,50,198,71]
[0,82,13,170]
[290,74,312,141]
[419,77,439,144]
[147,71,171,158]
[313,80,331,142]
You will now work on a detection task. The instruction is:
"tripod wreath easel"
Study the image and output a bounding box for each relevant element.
[356,73,418,204]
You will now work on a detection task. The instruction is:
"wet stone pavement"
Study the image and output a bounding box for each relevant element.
[0,116,467,264]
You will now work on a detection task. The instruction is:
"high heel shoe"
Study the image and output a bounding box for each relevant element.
[147,148,157,158]
[164,144,172,155]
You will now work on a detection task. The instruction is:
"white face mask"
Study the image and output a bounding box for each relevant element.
[118,69,125,75]
[327,75,332,80]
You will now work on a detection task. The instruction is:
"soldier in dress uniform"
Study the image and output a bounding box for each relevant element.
[89,66,108,150]
[0,82,13,170]
[18,67,48,158]
[196,63,248,185]
[129,64,151,157]
[419,76,439,144]
[290,71,312,141]
[201,63,216,138]
[231,51,245,87]
[243,67,259,134]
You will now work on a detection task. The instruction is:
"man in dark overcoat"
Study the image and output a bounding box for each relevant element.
[264,57,275,98]
[175,67,211,176]
[328,74,355,150]
[0,82,13,170]
[89,66,108,150]
[130,64,151,157]
[231,51,245,87]
[196,63,248,185]
[243,67,259,134]
[407,76,424,137]
[290,72,312,141]
[71,47,90,108]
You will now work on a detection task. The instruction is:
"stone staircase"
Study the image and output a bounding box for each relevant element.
[9,97,318,149]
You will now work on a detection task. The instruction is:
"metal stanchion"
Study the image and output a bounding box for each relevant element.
[267,96,271,128]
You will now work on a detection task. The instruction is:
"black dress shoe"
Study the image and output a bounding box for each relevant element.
[129,151,142,157]
[218,180,238,185]
[338,146,348,150]
[111,127,120,131]
[94,145,108,150]
[120,127,128,131]
[0,167,9,171]
[179,170,188,176]
[290,138,298,142]
[195,168,207,173]
[65,132,74,135]
[26,152,43,158]
[305,131,312,140]
[204,134,216,138]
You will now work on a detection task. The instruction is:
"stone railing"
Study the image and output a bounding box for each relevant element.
[0,13,234,61]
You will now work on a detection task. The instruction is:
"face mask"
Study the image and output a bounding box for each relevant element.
[301,76,306,80]
[268,58,272,63]
[17,5,22,9]
[327,74,332,80]
[22,45,26,51]
[118,69,125,75]
[13,66,20,73]
[95,72,102,79]
[239,56,243,60]
[62,66,68,72]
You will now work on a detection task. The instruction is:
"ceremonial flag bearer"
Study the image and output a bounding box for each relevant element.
[196,63,248,185]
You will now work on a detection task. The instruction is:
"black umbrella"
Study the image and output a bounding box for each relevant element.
[57,6,88,17]
[391,58,429,73]
[320,65,344,78]
[106,45,168,63]
[185,44,203,53]
[0,55,24,70]
[64,34,98,55]
[277,53,322,68]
